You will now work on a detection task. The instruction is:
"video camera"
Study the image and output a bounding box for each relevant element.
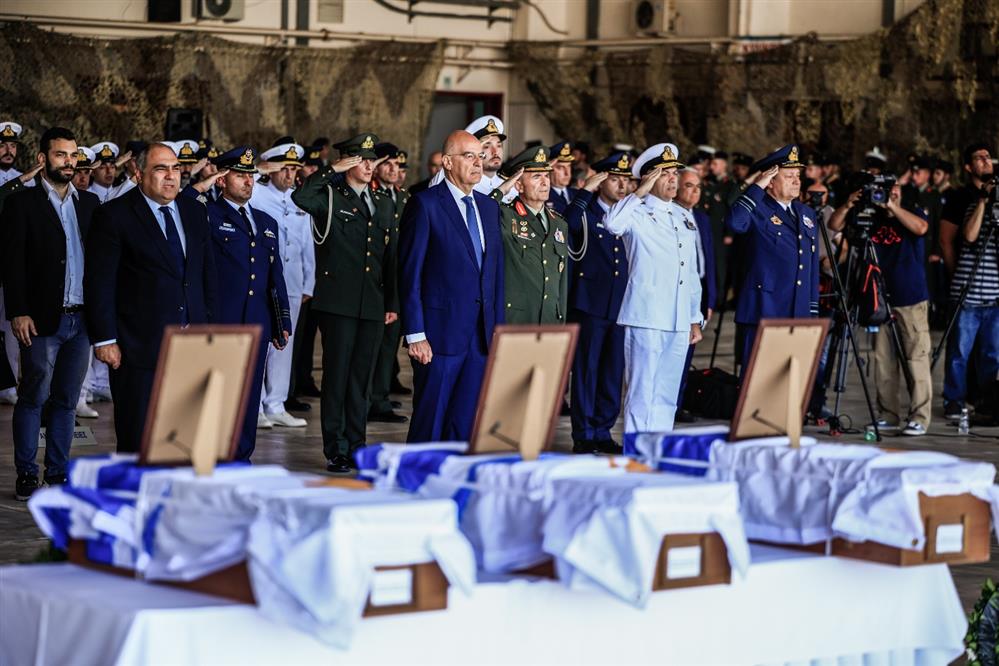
[848,173,897,232]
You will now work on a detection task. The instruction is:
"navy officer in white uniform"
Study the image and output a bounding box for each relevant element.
[603,143,703,433]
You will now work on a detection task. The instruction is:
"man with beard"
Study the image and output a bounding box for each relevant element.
[0,121,27,187]
[204,146,292,459]
[85,143,218,454]
[603,143,703,434]
[3,127,99,499]
[726,145,820,372]
[493,146,570,326]
[88,142,121,204]
[546,141,579,215]
[293,134,398,473]
[564,150,632,453]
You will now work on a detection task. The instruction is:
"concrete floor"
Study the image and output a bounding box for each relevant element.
[0,322,997,615]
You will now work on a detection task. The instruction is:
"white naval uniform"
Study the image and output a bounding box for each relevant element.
[0,168,24,397]
[429,169,513,201]
[87,179,135,205]
[251,181,316,414]
[603,193,703,433]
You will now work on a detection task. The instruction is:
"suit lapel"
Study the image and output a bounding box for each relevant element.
[130,190,181,277]
[437,184,478,269]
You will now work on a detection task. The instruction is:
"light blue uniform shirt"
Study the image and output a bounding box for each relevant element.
[40,178,84,307]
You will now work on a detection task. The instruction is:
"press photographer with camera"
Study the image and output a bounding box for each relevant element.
[829,172,932,436]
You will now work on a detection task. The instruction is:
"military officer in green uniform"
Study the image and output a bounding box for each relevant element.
[492,146,571,325]
[291,133,399,473]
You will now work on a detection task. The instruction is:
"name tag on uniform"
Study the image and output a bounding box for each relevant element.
[264,229,276,239]
[770,215,783,226]
[803,216,814,229]
[596,222,605,229]
[220,222,236,233]
[554,228,565,244]
[338,209,355,217]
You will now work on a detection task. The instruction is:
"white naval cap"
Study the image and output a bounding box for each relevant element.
[0,121,23,140]
[74,146,96,168]
[696,144,716,156]
[90,142,120,163]
[260,142,305,165]
[171,139,199,163]
[465,115,506,141]
[632,142,683,179]
[865,146,887,163]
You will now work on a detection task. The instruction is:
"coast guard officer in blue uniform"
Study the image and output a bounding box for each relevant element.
[546,141,579,215]
[207,146,292,460]
[564,151,632,453]
[604,143,704,434]
[726,144,819,373]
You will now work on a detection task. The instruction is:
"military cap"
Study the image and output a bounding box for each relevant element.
[303,145,324,167]
[910,155,934,171]
[548,141,574,163]
[863,147,887,169]
[125,140,148,157]
[374,142,401,160]
[712,150,729,160]
[818,153,840,167]
[935,158,954,174]
[632,142,684,178]
[731,152,754,167]
[592,151,633,177]
[506,145,553,174]
[90,141,119,163]
[196,139,219,160]
[0,121,23,141]
[261,142,304,166]
[397,149,409,169]
[466,115,506,142]
[172,139,199,164]
[749,144,804,173]
[213,145,258,174]
[273,136,296,147]
[696,144,716,160]
[74,146,96,170]
[333,133,379,159]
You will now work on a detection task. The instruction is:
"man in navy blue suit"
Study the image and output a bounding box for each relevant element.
[546,141,579,215]
[205,146,292,460]
[563,151,631,453]
[86,142,218,453]
[399,130,504,442]
[674,168,718,421]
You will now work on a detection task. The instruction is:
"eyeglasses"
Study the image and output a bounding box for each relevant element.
[447,152,486,161]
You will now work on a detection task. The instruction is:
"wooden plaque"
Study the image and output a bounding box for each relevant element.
[139,325,262,475]
[468,324,579,460]
[730,318,829,447]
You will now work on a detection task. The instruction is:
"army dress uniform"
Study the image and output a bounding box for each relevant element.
[725,144,819,372]
[603,143,703,434]
[291,133,399,470]
[491,146,570,325]
[207,147,293,460]
[565,151,631,451]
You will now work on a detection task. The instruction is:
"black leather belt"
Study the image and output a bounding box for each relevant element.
[63,305,84,314]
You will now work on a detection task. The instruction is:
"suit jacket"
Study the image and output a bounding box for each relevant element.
[726,184,819,324]
[206,198,292,338]
[564,190,628,320]
[692,208,717,313]
[2,183,100,336]
[399,182,504,355]
[84,187,218,368]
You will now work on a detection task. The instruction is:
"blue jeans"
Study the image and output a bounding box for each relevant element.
[943,304,999,404]
[12,312,90,478]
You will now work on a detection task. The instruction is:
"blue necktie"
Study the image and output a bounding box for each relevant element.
[159,206,185,277]
[462,195,483,269]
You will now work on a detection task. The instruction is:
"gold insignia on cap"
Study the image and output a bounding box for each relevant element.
[198,140,207,149]
[75,149,86,159]
[179,143,194,157]
[788,146,799,163]
[534,147,547,163]
[617,154,629,170]
[485,118,499,134]
[662,145,676,161]
[284,146,299,160]
[0,125,15,138]
[99,145,114,158]
[361,136,374,150]
[239,149,254,166]
[559,143,571,158]
[398,153,407,165]
[208,147,219,158]
[309,150,320,159]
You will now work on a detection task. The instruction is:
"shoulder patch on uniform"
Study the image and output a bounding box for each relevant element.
[514,200,528,217]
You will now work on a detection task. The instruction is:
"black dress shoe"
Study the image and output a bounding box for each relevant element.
[368,411,408,423]
[299,382,322,398]
[675,408,695,423]
[596,439,623,455]
[284,398,312,412]
[560,400,571,416]
[390,400,402,409]
[390,382,412,396]
[326,455,353,474]
[572,440,599,454]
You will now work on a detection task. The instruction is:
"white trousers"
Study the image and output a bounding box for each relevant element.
[261,295,302,415]
[622,326,690,434]
[84,354,110,393]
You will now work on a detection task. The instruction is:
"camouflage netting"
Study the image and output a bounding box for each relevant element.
[512,0,999,168]
[0,22,443,169]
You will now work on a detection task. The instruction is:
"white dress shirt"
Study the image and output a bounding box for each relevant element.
[141,191,187,255]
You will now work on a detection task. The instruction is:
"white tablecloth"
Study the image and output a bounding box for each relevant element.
[1,549,966,666]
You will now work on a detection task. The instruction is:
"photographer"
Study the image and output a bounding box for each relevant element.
[829,177,931,436]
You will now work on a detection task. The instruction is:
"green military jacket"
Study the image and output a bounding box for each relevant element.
[292,165,399,321]
[490,189,569,325]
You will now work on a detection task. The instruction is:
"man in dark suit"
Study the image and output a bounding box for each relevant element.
[400,130,504,442]
[205,146,292,461]
[408,150,443,196]
[85,142,218,453]
[3,127,99,500]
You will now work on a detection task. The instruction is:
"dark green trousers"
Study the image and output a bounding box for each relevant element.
[368,318,402,414]
[316,312,384,458]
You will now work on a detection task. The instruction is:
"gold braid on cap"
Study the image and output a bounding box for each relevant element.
[239,149,254,166]
[361,136,375,150]
[788,146,799,163]
[616,154,629,170]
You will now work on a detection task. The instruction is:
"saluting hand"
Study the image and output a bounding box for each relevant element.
[754,166,780,190]
[332,155,362,173]
[582,171,608,193]
[634,167,662,198]
[18,157,43,183]
[497,167,524,195]
[114,151,133,170]
[95,343,122,370]
[192,168,228,194]
[408,340,432,365]
[190,158,209,178]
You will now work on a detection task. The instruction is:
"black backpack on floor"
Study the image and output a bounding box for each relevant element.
[683,367,740,419]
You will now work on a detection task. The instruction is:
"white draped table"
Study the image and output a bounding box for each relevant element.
[1,544,967,666]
